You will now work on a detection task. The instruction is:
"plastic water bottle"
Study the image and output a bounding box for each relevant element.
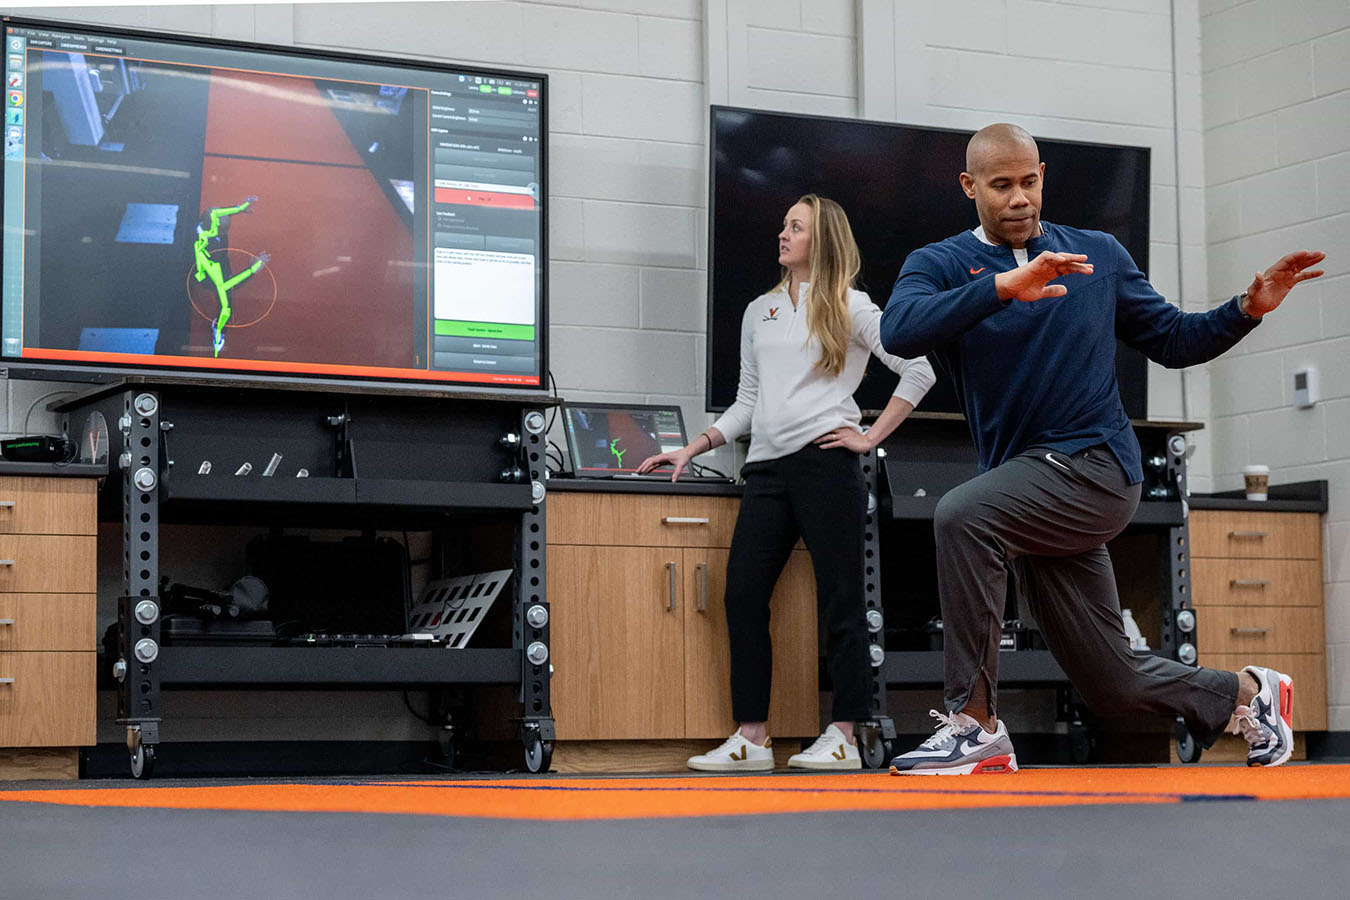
[1121,608,1149,652]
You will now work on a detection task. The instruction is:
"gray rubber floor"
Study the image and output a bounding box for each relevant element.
[3,787,1350,899]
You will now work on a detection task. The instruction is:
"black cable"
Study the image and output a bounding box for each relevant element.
[544,451,564,478]
[401,531,432,566]
[402,691,436,725]
[690,461,730,480]
[546,439,567,477]
[544,372,572,475]
[21,389,77,435]
[546,370,560,433]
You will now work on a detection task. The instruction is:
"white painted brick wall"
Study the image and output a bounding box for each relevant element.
[551,135,703,207]
[1318,154,1350,218]
[1322,273,1350,337]
[746,29,855,96]
[1004,0,1174,71]
[741,0,856,113]
[551,262,643,329]
[1201,0,1350,730]
[1316,28,1350,96]
[1240,163,1320,233]
[923,0,1007,54]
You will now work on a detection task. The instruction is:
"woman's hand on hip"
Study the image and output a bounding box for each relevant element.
[814,427,871,453]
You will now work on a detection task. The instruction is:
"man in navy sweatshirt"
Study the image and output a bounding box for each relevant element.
[881,123,1325,775]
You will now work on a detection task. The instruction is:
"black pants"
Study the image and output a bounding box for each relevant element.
[725,444,871,724]
[935,444,1239,747]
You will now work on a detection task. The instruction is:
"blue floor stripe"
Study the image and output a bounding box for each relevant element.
[360,780,1260,803]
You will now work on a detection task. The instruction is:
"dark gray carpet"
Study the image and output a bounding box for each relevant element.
[3,792,1350,899]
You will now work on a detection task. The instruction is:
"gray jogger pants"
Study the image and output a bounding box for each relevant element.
[934,443,1239,747]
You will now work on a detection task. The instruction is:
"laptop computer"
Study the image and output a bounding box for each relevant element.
[561,402,731,482]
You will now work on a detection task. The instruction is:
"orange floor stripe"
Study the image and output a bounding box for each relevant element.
[4,766,1350,821]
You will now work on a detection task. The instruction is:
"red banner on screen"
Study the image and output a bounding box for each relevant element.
[434,188,535,210]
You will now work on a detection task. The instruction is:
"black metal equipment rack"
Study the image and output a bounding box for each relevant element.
[61,378,556,778]
[874,414,1205,763]
[853,448,896,768]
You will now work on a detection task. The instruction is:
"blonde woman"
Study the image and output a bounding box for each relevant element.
[637,195,935,770]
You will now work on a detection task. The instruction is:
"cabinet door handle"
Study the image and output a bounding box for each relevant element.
[0,677,13,685]
[696,562,708,612]
[0,619,13,626]
[665,561,677,612]
[1230,579,1270,588]
[1228,530,1269,539]
[0,501,14,508]
[1230,627,1270,635]
[662,517,709,525]
[0,560,14,567]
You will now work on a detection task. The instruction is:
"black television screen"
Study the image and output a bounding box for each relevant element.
[707,106,1152,417]
[1,16,547,390]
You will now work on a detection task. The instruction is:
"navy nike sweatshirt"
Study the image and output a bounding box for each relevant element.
[879,223,1260,483]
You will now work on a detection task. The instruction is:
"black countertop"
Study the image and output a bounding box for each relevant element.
[1188,480,1328,514]
[546,476,742,497]
[0,460,106,478]
[51,375,558,409]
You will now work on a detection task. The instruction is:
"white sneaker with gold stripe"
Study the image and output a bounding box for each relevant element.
[788,724,861,770]
[687,729,774,772]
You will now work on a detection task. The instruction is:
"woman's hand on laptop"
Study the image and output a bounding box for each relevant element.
[636,448,694,482]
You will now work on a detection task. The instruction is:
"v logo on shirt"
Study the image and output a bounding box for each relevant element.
[762,307,780,321]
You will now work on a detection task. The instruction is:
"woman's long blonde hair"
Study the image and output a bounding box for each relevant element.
[775,194,860,377]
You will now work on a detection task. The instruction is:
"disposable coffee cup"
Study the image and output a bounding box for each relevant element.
[1243,465,1269,501]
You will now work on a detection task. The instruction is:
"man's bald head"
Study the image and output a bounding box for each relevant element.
[959,123,1045,248]
[965,123,1039,175]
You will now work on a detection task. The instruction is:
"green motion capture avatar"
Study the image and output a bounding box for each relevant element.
[193,196,270,357]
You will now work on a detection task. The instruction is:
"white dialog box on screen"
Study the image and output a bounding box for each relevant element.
[434,248,535,326]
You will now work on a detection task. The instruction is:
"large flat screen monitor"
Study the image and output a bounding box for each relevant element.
[707,106,1152,417]
[1,16,547,391]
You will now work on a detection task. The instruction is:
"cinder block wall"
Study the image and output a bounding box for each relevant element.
[1199,0,1350,731]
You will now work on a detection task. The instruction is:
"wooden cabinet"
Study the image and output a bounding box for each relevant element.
[1189,509,1325,732]
[682,548,818,739]
[1189,510,1321,561]
[0,476,99,777]
[548,545,687,740]
[548,491,819,745]
[549,492,740,549]
[0,651,96,747]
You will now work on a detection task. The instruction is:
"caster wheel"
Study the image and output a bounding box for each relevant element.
[1069,723,1097,764]
[436,730,456,768]
[857,727,888,770]
[524,738,553,773]
[130,743,156,779]
[1175,728,1202,764]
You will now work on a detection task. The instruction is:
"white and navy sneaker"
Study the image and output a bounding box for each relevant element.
[687,729,775,772]
[889,709,1018,775]
[787,724,861,770]
[1230,665,1294,767]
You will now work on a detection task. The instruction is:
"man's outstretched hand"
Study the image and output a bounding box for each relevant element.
[1240,250,1326,318]
[995,251,1095,303]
